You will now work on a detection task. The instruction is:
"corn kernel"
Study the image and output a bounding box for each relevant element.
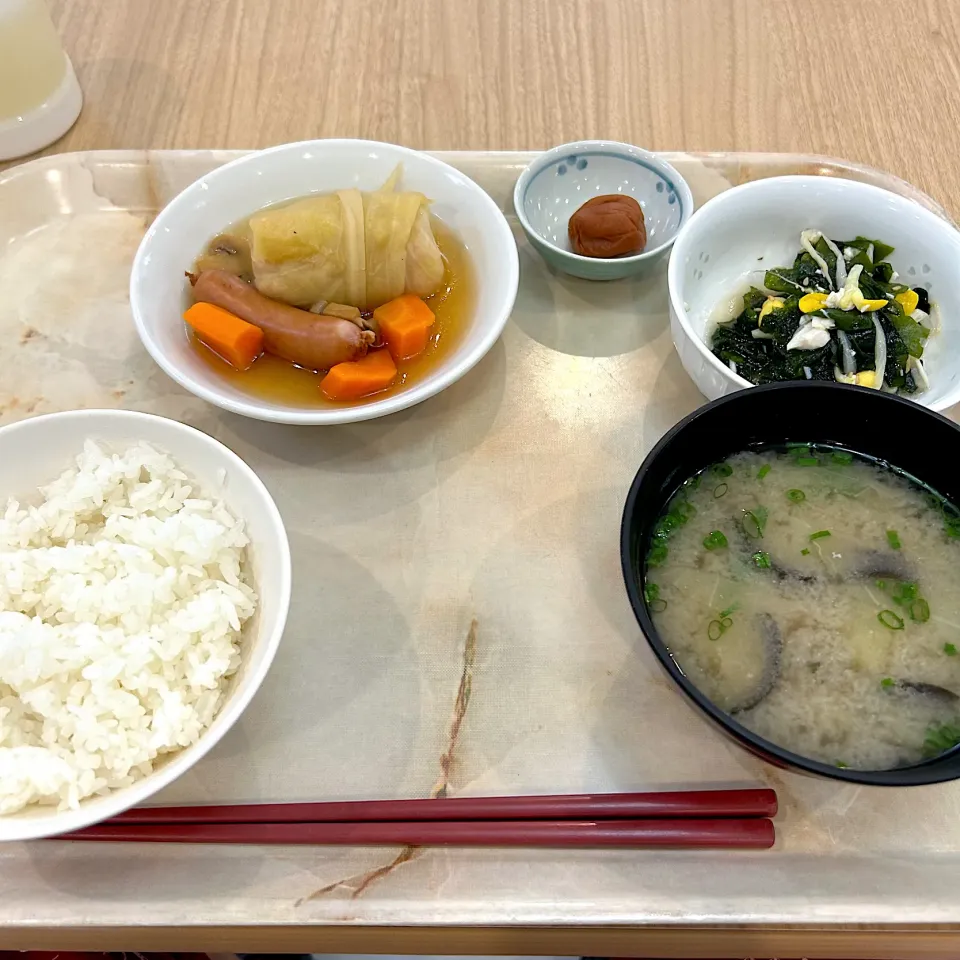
[799,292,828,314]
[896,289,920,315]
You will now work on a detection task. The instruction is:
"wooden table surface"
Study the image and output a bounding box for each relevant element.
[43,0,960,217]
[12,0,960,955]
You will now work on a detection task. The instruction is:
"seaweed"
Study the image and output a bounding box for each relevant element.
[873,262,894,283]
[764,256,831,294]
[813,236,837,278]
[889,311,926,359]
[712,301,836,385]
[879,315,915,392]
[838,236,895,262]
[710,233,925,393]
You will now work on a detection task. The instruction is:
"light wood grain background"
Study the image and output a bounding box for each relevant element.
[44,0,960,214]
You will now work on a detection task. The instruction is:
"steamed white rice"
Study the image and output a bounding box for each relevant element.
[0,440,257,814]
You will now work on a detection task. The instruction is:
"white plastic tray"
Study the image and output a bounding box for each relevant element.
[0,149,956,935]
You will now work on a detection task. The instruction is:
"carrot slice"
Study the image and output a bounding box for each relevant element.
[184,302,264,371]
[373,294,436,361]
[320,348,398,401]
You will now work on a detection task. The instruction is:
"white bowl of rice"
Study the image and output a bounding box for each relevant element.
[0,409,290,841]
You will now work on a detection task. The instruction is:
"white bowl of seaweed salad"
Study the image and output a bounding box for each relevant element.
[668,175,960,412]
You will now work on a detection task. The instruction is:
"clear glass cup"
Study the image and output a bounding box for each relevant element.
[0,0,82,161]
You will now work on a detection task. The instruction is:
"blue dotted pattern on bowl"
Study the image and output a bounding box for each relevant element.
[515,143,692,280]
[527,151,682,217]
[521,151,685,261]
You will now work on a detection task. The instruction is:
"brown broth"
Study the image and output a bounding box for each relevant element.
[188,218,475,408]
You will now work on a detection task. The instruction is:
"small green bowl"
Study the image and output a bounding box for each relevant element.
[513,140,694,280]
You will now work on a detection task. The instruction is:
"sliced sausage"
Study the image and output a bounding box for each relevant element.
[188,269,372,370]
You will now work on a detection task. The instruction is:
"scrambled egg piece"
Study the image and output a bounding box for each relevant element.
[896,289,919,314]
[758,297,785,326]
[834,369,879,387]
[799,292,828,313]
[825,265,887,312]
[798,268,886,315]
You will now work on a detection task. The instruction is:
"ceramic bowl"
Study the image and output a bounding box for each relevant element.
[130,139,519,425]
[668,175,960,412]
[621,381,960,785]
[0,409,291,841]
[513,140,694,280]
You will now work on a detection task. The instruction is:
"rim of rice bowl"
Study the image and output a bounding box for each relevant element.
[0,410,290,841]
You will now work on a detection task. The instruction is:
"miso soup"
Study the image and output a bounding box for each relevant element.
[645,444,960,770]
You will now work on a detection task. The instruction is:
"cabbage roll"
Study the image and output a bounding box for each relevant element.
[248,167,445,310]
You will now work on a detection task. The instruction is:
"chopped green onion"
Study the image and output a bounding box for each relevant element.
[881,676,895,688]
[654,515,679,540]
[909,598,930,623]
[707,619,724,641]
[751,550,772,569]
[831,451,854,465]
[757,464,771,480]
[741,506,768,539]
[797,456,820,467]
[876,579,888,591]
[719,603,739,618]
[945,643,958,657]
[684,475,702,492]
[878,610,905,630]
[720,616,733,630]
[923,721,960,759]
[835,760,849,769]
[703,530,729,550]
[713,483,728,499]
[674,500,697,523]
[787,489,806,503]
[645,583,668,613]
[886,529,901,550]
[711,462,733,478]
[647,543,668,567]
[892,582,919,606]
[801,548,810,556]
[809,530,831,541]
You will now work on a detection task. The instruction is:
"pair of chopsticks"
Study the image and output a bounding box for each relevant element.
[64,788,777,849]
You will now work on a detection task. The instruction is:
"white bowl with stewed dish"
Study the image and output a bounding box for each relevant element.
[668,175,960,412]
[131,139,519,425]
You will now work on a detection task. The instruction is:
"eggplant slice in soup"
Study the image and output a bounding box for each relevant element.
[729,613,783,714]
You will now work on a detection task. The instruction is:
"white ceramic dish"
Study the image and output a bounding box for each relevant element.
[131,139,519,425]
[668,175,960,412]
[513,140,694,280]
[0,409,291,841]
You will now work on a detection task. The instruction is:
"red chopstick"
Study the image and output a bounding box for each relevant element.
[66,817,775,848]
[108,788,777,825]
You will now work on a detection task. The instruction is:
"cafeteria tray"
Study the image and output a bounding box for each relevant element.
[0,148,957,932]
